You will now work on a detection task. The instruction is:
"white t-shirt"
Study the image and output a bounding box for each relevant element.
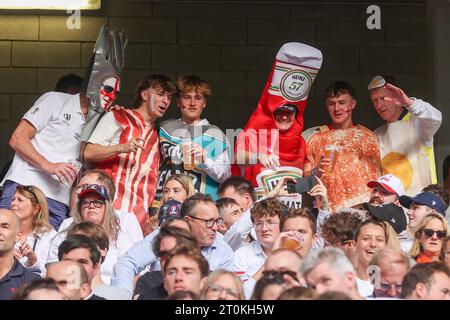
[1,92,85,205]
[356,277,374,298]
[87,111,122,146]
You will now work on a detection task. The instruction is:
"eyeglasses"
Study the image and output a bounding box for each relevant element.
[80,199,105,209]
[188,215,223,228]
[254,221,279,231]
[422,229,447,239]
[207,284,239,299]
[379,282,402,294]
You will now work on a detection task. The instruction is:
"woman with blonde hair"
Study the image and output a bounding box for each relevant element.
[409,213,448,263]
[200,270,245,300]
[47,184,134,284]
[148,173,195,230]
[10,185,56,275]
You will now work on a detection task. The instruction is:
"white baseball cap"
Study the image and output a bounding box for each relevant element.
[367,174,405,196]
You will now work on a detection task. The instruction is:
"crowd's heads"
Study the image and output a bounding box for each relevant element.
[444,236,450,269]
[280,208,317,257]
[46,260,92,300]
[355,219,388,269]
[301,247,358,298]
[153,222,198,269]
[216,197,243,234]
[251,197,283,249]
[11,184,52,233]
[409,213,449,260]
[278,286,317,300]
[370,248,410,298]
[54,73,83,95]
[0,209,21,254]
[401,191,446,219]
[181,193,221,247]
[132,74,175,108]
[367,75,402,122]
[12,279,65,300]
[58,234,102,283]
[218,176,256,212]
[200,270,245,300]
[72,182,120,244]
[252,270,295,300]
[367,174,405,205]
[175,75,211,124]
[67,221,110,263]
[176,74,211,98]
[422,184,450,210]
[163,244,209,296]
[400,262,450,300]
[324,81,356,127]
[273,103,298,133]
[265,249,303,286]
[321,211,362,257]
[163,173,196,204]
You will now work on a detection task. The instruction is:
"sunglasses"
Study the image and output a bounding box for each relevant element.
[16,185,38,202]
[422,229,447,239]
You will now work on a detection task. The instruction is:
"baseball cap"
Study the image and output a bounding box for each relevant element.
[368,75,398,91]
[399,191,446,216]
[367,174,405,196]
[363,203,407,234]
[274,103,298,114]
[77,184,109,201]
[158,199,183,225]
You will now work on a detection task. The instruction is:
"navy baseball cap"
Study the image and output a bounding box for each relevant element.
[158,199,183,225]
[399,191,446,216]
[274,103,298,114]
[78,184,109,201]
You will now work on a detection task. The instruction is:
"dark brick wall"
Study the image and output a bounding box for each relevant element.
[0,0,428,171]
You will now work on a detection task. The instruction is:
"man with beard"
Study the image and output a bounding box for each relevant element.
[367,174,405,206]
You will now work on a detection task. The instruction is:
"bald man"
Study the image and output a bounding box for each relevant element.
[0,209,41,300]
[46,260,105,300]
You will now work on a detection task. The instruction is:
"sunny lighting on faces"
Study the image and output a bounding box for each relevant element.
[0,0,100,10]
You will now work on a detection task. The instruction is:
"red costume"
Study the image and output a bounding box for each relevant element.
[235,43,323,186]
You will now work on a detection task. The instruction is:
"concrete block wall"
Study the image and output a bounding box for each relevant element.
[0,0,431,176]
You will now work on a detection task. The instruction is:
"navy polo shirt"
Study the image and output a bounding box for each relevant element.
[0,258,41,300]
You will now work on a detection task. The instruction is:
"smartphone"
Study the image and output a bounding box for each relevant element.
[286,180,296,194]
[287,176,317,194]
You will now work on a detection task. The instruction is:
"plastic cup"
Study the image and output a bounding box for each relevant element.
[64,159,82,186]
[281,238,301,250]
[281,234,303,250]
[182,142,196,171]
[324,145,339,173]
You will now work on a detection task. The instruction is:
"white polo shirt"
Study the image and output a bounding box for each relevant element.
[1,92,86,205]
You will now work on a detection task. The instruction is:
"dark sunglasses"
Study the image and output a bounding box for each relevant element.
[16,185,38,202]
[422,229,447,239]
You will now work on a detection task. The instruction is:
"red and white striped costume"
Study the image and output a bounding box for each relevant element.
[96,109,160,228]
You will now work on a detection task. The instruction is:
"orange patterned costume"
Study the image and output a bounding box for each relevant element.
[306,125,381,212]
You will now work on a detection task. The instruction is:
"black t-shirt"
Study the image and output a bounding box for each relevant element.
[135,271,167,300]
